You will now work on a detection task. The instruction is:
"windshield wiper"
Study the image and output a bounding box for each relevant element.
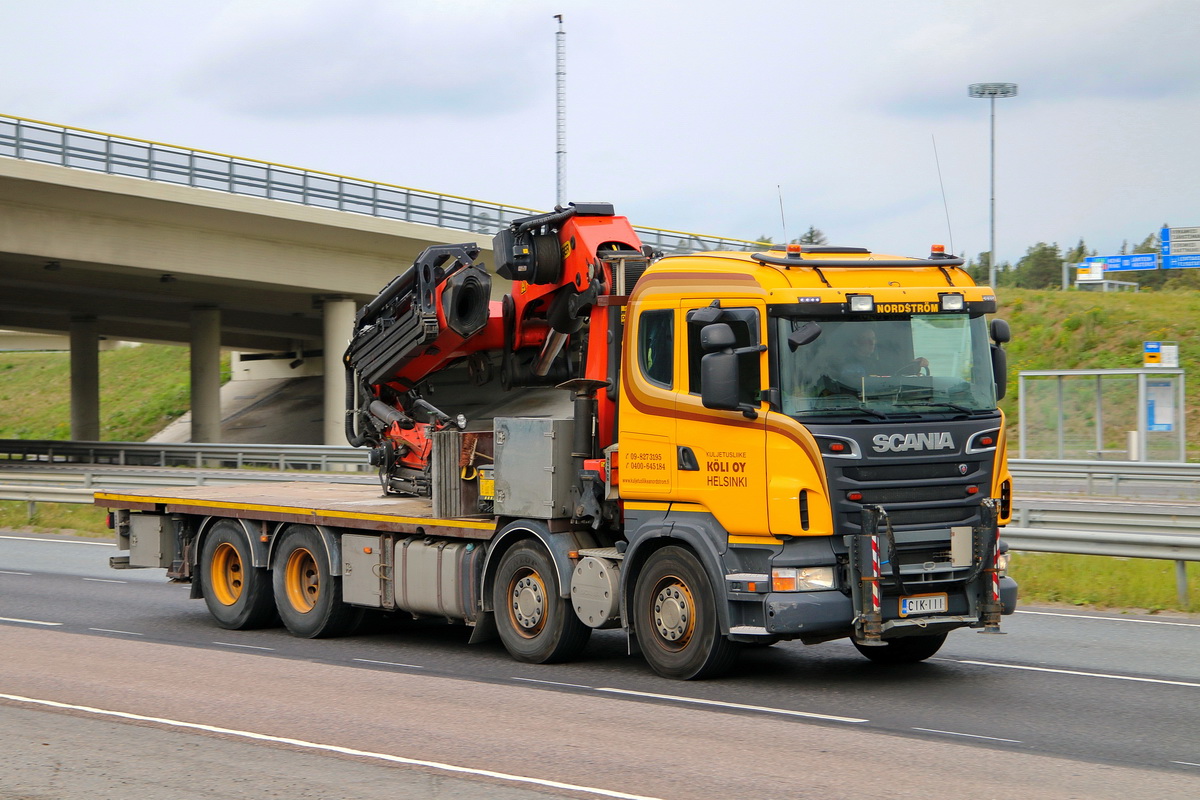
[896,401,980,415]
[803,405,890,420]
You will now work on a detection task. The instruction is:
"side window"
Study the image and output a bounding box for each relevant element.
[638,309,674,388]
[686,307,761,403]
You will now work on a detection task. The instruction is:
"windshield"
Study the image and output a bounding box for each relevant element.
[776,314,997,418]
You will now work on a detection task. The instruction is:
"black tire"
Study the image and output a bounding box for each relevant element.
[493,540,591,664]
[633,546,740,680]
[272,525,362,639]
[199,520,278,630]
[853,632,947,664]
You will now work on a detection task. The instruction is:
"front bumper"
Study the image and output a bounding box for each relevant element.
[755,576,1017,640]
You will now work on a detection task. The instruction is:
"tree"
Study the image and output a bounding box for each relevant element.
[797,226,827,245]
[966,251,991,284]
[1132,231,1167,289]
[1011,242,1063,289]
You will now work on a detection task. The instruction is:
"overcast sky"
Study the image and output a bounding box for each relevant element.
[4,0,1198,266]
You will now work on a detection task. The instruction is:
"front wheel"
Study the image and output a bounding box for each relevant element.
[493,541,590,664]
[853,632,947,664]
[200,520,278,630]
[633,546,740,680]
[272,526,362,638]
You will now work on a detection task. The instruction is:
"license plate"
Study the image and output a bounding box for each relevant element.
[899,593,948,617]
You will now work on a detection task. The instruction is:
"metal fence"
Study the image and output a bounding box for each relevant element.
[1017,369,1187,462]
[0,113,762,255]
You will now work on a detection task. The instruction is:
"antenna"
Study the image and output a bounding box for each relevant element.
[777,184,788,243]
[931,134,955,254]
[554,14,566,207]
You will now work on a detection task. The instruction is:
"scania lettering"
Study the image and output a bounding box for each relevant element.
[872,432,956,453]
[99,208,1017,680]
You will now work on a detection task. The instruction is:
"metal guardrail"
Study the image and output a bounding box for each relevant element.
[3,442,1196,603]
[1010,458,1200,498]
[7,443,1199,495]
[1010,496,1200,537]
[0,113,762,256]
[1003,526,1200,563]
[0,439,370,472]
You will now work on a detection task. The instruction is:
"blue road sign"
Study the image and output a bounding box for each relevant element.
[1085,253,1158,272]
[1162,226,1170,255]
[1163,253,1200,269]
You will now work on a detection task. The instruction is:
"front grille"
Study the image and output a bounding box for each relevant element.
[843,462,979,482]
[847,505,976,529]
[857,484,970,504]
[829,455,990,535]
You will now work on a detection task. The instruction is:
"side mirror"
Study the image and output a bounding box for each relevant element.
[991,345,1008,400]
[990,318,1011,344]
[787,321,822,351]
[701,351,741,411]
[700,322,736,352]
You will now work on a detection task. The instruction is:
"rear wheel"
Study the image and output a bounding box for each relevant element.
[853,632,947,664]
[493,541,590,663]
[272,526,362,638]
[200,521,277,630]
[634,546,740,680]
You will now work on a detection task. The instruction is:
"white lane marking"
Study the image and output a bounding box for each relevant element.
[513,677,591,689]
[1171,761,1200,768]
[83,578,127,584]
[0,570,33,575]
[0,535,114,546]
[1017,610,1200,628]
[214,642,275,651]
[913,727,1021,743]
[353,658,424,669]
[0,617,63,627]
[0,692,664,800]
[959,660,1200,688]
[596,688,868,724]
[88,628,144,637]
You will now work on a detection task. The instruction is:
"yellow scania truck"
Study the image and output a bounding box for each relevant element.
[99,203,1016,679]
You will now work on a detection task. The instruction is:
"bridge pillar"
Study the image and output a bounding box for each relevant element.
[69,315,101,441]
[322,296,357,446]
[190,306,222,443]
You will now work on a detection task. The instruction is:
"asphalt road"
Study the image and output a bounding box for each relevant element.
[2,532,1199,799]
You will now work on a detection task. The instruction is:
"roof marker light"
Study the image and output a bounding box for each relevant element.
[847,294,875,312]
[939,293,965,312]
[786,243,803,259]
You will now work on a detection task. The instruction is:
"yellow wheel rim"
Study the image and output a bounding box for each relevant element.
[651,576,696,650]
[506,567,547,638]
[210,542,244,607]
[284,547,320,613]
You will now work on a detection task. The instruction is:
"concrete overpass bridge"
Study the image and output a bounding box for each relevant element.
[0,113,755,445]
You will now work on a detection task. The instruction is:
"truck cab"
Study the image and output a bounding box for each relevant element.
[616,243,1016,677]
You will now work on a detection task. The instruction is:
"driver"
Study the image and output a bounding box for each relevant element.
[838,327,928,381]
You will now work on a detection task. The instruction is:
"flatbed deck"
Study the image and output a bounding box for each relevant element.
[94,482,497,540]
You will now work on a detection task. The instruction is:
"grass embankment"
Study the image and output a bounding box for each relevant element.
[998,289,1200,459]
[0,342,194,542]
[3,292,1200,613]
[0,343,194,440]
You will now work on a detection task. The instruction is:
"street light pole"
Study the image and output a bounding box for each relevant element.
[554,14,566,207]
[969,82,1018,289]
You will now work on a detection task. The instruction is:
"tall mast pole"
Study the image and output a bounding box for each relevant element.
[555,14,566,207]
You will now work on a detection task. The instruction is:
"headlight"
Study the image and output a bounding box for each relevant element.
[847,294,875,313]
[772,566,836,592]
[995,551,1011,577]
[939,292,965,311]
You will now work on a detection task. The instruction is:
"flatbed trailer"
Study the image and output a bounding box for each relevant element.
[96,482,495,541]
